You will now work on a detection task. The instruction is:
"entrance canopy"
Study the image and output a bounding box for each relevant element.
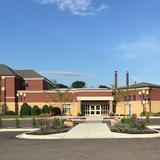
[77,96,114,101]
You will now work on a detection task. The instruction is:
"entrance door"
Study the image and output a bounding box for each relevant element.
[90,105,101,116]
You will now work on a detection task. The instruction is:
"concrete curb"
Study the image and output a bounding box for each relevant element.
[0,128,39,132]
[15,125,160,140]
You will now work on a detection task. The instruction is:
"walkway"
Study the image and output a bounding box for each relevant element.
[64,116,112,139]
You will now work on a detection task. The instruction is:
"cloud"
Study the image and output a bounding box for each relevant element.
[34,0,109,16]
[117,38,160,58]
[40,71,95,77]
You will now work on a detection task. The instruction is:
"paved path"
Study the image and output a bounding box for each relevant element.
[64,116,112,139]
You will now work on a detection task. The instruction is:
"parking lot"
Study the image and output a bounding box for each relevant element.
[0,131,160,160]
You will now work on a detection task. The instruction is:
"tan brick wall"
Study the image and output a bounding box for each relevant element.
[150,101,160,113]
[116,101,151,116]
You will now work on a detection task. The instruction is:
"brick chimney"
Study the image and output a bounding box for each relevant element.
[114,71,118,89]
[126,71,129,87]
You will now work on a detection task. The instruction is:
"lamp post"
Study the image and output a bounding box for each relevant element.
[16,92,26,115]
[138,90,149,116]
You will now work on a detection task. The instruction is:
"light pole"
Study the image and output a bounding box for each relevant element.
[138,90,149,116]
[16,92,26,115]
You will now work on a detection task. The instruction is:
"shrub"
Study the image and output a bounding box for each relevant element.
[32,117,37,128]
[136,120,146,130]
[15,118,20,128]
[31,105,41,115]
[5,110,16,115]
[121,117,130,124]
[0,117,2,128]
[41,105,50,114]
[20,103,31,116]
[140,112,154,117]
[50,107,61,116]
[153,112,160,116]
[52,118,65,132]
[146,115,150,125]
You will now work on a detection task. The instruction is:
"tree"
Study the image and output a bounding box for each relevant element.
[98,85,110,89]
[20,103,31,116]
[31,105,41,115]
[51,80,68,88]
[41,105,50,113]
[71,81,86,88]
[56,83,68,88]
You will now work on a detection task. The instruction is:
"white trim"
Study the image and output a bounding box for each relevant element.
[24,78,44,80]
[17,89,112,94]
[1,76,15,78]
[77,96,114,101]
[6,97,15,99]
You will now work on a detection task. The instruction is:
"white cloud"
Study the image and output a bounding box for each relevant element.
[117,38,160,58]
[35,0,109,16]
[40,71,95,77]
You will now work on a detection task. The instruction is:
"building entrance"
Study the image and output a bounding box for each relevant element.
[81,104,109,116]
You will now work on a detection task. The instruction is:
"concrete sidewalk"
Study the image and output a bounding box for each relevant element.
[64,123,112,139]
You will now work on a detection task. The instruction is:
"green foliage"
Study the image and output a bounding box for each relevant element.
[5,110,16,115]
[113,114,148,133]
[52,118,65,132]
[39,118,50,132]
[50,107,61,116]
[0,117,2,128]
[136,120,146,130]
[56,83,68,88]
[121,117,130,124]
[20,103,31,116]
[71,81,86,88]
[98,85,110,89]
[32,117,37,128]
[31,105,41,115]
[146,115,150,125]
[15,118,20,128]
[153,112,160,116]
[41,105,50,114]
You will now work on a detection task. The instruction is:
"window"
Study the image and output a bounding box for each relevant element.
[62,104,71,114]
[133,95,136,101]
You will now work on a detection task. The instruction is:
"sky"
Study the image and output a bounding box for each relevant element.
[1,0,160,88]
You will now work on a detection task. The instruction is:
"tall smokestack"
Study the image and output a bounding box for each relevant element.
[126,71,129,87]
[114,71,118,89]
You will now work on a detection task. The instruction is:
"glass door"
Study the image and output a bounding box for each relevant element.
[90,105,95,115]
[96,105,101,115]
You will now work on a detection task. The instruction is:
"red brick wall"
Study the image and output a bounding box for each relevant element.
[20,91,112,103]
[25,79,43,91]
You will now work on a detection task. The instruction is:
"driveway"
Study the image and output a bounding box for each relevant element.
[0,132,160,160]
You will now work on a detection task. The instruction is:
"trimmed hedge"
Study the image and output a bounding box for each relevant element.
[50,107,61,116]
[31,105,41,115]
[5,110,16,115]
[41,105,50,114]
[20,103,31,116]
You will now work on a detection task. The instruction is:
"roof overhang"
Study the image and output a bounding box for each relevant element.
[77,96,114,101]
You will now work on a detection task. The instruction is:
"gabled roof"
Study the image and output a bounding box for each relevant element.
[0,64,17,76]
[14,70,44,79]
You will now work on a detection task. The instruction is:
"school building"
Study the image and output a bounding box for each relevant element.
[0,64,160,116]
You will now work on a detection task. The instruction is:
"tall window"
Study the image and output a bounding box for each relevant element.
[133,95,136,101]
[62,104,71,114]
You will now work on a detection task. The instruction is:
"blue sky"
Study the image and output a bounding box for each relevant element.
[1,0,160,87]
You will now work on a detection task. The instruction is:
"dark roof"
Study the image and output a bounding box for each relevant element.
[14,70,44,78]
[0,64,17,76]
[118,82,160,90]
[129,82,160,88]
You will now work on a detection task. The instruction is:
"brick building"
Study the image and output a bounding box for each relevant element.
[0,64,160,116]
